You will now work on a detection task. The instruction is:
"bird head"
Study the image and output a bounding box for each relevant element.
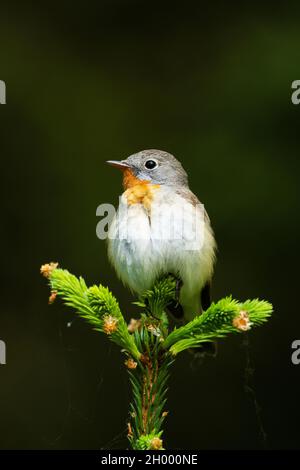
[106,149,188,189]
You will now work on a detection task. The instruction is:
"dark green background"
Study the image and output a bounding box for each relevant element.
[0,1,299,449]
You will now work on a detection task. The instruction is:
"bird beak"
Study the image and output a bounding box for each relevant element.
[106,160,130,170]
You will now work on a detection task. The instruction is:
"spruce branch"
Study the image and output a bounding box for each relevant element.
[134,433,164,450]
[43,265,141,361]
[163,296,273,355]
[134,275,177,318]
[40,262,273,450]
[87,284,140,359]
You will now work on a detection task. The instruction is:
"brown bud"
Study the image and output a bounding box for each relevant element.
[48,290,57,304]
[147,324,161,337]
[127,422,133,438]
[127,318,141,333]
[103,315,118,334]
[150,437,163,450]
[233,310,252,331]
[40,262,58,278]
[125,358,138,370]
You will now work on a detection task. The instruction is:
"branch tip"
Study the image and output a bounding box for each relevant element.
[233,310,252,331]
[40,262,59,278]
[150,437,163,450]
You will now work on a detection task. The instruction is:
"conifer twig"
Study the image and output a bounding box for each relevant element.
[40,262,273,450]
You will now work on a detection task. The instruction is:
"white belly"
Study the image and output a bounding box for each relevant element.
[107,187,216,319]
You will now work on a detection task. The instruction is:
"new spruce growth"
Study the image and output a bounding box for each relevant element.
[41,262,273,450]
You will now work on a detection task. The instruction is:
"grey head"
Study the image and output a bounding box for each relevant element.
[107,149,189,187]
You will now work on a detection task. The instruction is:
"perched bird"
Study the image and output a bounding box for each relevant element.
[106,149,216,325]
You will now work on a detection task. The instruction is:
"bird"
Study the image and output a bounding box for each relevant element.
[106,149,217,327]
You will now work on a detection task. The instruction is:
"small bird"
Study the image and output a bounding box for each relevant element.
[106,149,217,325]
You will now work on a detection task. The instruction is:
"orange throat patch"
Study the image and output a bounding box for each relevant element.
[122,168,160,211]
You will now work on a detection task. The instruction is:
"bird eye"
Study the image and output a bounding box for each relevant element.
[144,159,157,170]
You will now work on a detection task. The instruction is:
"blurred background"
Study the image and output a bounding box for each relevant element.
[0,0,299,450]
